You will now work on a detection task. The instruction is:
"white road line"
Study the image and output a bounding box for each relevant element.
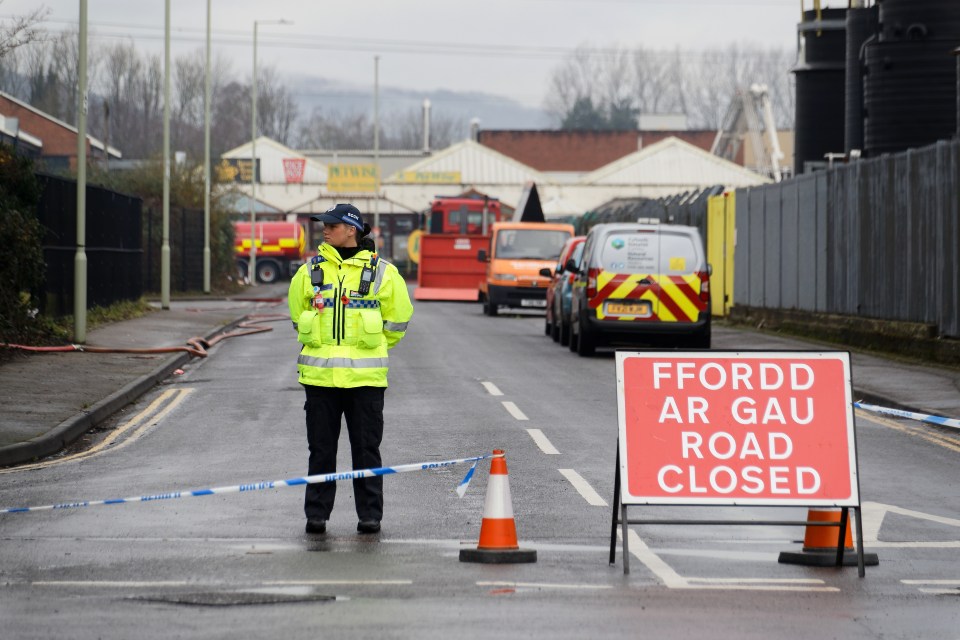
[481,381,503,396]
[686,578,826,585]
[501,401,528,421]
[558,469,608,506]
[32,581,194,587]
[30,579,412,587]
[477,581,612,590]
[901,580,960,585]
[621,530,840,592]
[0,388,194,474]
[526,429,560,454]
[862,501,960,548]
[918,588,960,595]
[625,529,688,588]
[262,580,413,586]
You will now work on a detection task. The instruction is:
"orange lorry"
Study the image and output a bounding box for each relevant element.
[414,196,504,301]
[477,221,575,316]
[233,220,306,284]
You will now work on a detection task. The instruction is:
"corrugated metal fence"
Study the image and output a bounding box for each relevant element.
[574,186,724,238]
[734,138,960,338]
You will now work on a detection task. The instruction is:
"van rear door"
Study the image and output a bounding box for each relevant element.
[594,229,660,319]
[654,232,704,321]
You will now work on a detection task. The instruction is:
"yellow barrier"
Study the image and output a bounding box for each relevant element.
[706,192,736,317]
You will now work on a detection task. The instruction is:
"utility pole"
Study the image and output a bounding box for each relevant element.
[249,20,259,287]
[373,55,380,243]
[161,0,171,309]
[74,0,88,343]
[203,0,212,294]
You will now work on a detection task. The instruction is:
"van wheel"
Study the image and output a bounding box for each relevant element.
[576,316,596,357]
[689,331,711,349]
[484,300,498,316]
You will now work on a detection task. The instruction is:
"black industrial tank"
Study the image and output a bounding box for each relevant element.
[793,8,848,173]
[863,0,960,155]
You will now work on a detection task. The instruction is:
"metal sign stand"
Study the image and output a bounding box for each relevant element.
[608,444,870,578]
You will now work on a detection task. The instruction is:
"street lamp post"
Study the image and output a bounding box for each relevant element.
[161,0,171,309]
[203,0,211,294]
[249,18,290,286]
[74,0,88,342]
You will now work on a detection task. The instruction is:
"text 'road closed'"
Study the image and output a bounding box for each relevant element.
[616,352,859,506]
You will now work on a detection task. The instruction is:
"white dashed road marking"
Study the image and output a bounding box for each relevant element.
[558,469,607,506]
[478,581,612,591]
[501,401,529,421]
[481,381,503,396]
[526,429,560,454]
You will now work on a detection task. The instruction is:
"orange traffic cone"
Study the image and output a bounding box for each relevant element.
[459,450,537,564]
[779,508,878,567]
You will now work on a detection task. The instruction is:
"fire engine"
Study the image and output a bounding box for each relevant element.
[233,221,307,284]
[413,196,505,301]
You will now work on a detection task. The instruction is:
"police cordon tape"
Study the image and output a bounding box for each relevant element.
[0,453,499,515]
[854,402,960,430]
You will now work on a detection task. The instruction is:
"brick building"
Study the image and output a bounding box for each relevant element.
[477,129,736,174]
[0,91,120,172]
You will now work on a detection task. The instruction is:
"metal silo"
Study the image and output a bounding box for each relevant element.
[793,8,848,173]
[863,0,960,156]
[845,5,879,153]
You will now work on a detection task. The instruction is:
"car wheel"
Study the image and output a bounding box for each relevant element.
[568,314,579,352]
[544,312,553,336]
[559,317,570,346]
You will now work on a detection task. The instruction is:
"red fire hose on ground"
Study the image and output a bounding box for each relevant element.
[1,312,289,358]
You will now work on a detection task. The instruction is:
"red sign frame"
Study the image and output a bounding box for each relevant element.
[616,351,859,506]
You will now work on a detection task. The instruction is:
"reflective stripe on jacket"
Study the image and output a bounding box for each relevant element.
[288,242,413,388]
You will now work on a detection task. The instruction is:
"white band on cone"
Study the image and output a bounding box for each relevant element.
[482,474,514,519]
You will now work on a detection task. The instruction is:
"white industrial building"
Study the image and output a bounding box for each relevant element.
[221,134,769,221]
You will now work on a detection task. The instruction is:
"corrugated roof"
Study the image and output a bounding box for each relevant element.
[384,139,548,185]
[222,137,328,183]
[578,136,770,188]
[227,183,414,216]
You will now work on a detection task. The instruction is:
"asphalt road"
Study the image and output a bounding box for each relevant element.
[1,300,958,639]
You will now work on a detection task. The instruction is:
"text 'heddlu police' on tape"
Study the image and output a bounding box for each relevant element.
[854,402,960,430]
[0,453,501,515]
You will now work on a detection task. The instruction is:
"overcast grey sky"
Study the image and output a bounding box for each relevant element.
[3,0,825,108]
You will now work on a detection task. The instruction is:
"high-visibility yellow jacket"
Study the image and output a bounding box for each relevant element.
[288,242,413,388]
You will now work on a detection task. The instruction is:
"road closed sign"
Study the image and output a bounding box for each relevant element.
[616,351,859,506]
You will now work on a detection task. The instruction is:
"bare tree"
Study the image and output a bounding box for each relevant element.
[255,65,298,146]
[211,80,250,157]
[632,47,680,115]
[0,4,48,60]
[298,107,371,149]
[544,45,604,125]
[545,43,796,130]
[383,106,462,150]
[172,48,205,152]
[135,52,163,157]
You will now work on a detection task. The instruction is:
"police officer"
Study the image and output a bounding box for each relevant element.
[288,203,413,535]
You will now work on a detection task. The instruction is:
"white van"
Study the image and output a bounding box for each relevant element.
[568,221,710,355]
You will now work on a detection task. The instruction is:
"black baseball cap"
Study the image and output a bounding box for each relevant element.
[311,203,364,231]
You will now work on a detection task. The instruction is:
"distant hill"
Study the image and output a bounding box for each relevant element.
[286,74,552,138]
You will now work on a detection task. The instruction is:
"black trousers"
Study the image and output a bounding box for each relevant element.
[302,384,385,522]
